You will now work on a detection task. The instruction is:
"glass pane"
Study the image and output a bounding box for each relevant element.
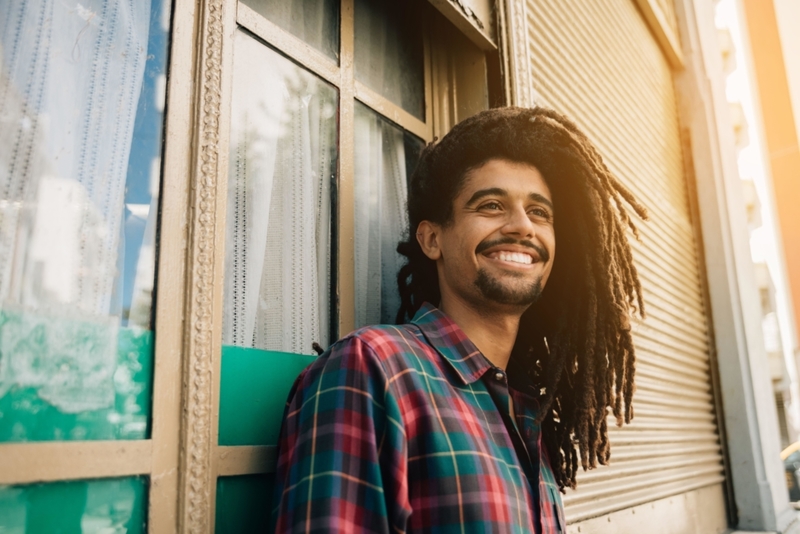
[0,476,148,533]
[0,0,170,441]
[241,0,340,62]
[354,103,424,328]
[215,474,274,533]
[355,0,425,119]
[223,31,337,353]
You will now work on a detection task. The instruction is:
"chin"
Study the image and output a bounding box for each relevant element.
[474,269,543,307]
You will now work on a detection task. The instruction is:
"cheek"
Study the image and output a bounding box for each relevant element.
[445,231,481,260]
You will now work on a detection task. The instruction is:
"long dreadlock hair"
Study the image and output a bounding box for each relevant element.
[395,106,648,491]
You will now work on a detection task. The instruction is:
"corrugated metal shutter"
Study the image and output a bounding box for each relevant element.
[523,0,727,524]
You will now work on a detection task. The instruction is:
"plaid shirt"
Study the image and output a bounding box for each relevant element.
[272,303,566,533]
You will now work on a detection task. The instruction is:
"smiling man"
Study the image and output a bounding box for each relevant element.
[271,107,648,533]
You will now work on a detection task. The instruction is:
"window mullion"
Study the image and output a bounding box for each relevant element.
[354,82,430,141]
[237,2,342,88]
[337,0,357,339]
[0,441,152,484]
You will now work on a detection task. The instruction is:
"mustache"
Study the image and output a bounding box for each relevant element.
[475,236,550,263]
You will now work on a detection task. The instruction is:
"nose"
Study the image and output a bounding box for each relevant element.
[503,205,536,238]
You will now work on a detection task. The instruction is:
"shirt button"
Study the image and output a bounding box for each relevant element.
[495,371,505,381]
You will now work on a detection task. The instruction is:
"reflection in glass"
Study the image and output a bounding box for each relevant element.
[223,31,337,354]
[0,476,148,532]
[355,0,425,119]
[0,0,168,441]
[354,103,424,328]
[241,0,340,61]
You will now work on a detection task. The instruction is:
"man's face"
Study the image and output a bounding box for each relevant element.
[419,159,556,313]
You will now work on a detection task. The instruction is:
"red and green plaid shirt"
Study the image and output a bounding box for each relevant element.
[272,303,566,533]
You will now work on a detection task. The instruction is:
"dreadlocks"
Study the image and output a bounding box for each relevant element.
[395,106,648,491]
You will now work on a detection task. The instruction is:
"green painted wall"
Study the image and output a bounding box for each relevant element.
[215,474,275,533]
[217,346,315,532]
[0,476,148,533]
[218,346,315,446]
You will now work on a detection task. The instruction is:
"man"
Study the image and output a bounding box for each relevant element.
[271,107,647,533]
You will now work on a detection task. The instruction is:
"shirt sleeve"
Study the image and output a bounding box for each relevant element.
[270,335,410,534]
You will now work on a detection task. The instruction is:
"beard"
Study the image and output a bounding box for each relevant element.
[474,268,543,307]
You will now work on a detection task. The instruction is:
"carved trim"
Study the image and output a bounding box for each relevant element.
[180,0,225,531]
[505,0,533,106]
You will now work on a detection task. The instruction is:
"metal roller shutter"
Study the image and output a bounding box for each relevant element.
[523,0,727,524]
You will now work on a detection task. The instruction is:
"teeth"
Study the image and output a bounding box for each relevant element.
[494,251,533,264]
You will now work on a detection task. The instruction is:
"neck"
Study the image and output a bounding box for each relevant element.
[438,292,523,370]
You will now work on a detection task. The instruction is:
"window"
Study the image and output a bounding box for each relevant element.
[224,0,493,355]
[215,2,496,525]
[223,32,338,353]
[0,0,171,525]
[0,0,170,442]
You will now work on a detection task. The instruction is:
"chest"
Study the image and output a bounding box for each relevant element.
[393,372,542,532]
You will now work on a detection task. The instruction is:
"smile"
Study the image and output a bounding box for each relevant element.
[485,251,534,265]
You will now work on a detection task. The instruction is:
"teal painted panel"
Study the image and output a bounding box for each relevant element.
[0,309,153,442]
[0,476,148,533]
[215,474,275,533]
[219,346,316,446]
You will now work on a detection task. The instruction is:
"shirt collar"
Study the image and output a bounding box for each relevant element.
[411,302,494,385]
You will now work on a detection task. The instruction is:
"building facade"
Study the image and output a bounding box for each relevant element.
[740,0,800,438]
[0,0,796,532]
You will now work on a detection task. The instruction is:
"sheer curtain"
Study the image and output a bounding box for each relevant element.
[0,0,150,413]
[354,104,409,328]
[223,31,336,354]
[0,0,150,315]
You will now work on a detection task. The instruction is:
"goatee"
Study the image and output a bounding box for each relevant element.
[474,268,543,307]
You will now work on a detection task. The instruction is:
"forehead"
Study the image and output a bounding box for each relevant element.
[458,159,551,200]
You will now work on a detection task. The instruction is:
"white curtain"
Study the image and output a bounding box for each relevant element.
[354,104,409,328]
[0,0,150,412]
[223,31,335,353]
[0,0,150,316]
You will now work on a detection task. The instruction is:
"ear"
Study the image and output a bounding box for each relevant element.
[416,220,442,261]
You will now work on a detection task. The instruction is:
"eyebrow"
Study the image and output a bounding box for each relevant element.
[465,187,555,212]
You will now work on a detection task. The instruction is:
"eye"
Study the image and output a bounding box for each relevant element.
[529,206,553,222]
[479,201,503,211]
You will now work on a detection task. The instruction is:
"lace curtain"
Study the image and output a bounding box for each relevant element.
[0,0,150,316]
[222,31,336,353]
[353,104,410,328]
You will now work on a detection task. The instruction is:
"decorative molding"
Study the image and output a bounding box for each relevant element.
[505,0,532,106]
[179,0,226,531]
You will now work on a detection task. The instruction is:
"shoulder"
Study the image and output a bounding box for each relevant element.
[301,323,438,385]
[347,323,425,357]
